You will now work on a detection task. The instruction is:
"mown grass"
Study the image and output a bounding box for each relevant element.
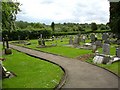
[2,49,64,88]
[13,38,92,58]
[86,58,120,76]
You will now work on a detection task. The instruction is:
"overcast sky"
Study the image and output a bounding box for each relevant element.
[16,0,110,25]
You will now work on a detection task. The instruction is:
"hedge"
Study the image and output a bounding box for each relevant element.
[2,29,112,41]
[2,30,52,40]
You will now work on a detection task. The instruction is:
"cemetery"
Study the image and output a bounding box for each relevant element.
[1,0,120,89]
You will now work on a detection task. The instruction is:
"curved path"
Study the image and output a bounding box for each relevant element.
[9,44,119,89]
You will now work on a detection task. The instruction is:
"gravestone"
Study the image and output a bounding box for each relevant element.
[73,36,80,46]
[92,44,97,53]
[116,47,120,58]
[5,35,12,55]
[102,33,109,41]
[90,34,95,43]
[69,36,73,45]
[52,35,54,41]
[93,55,104,64]
[81,35,86,43]
[5,35,9,48]
[104,39,110,44]
[102,44,110,55]
[18,35,20,43]
[2,38,5,49]
[117,39,120,45]
[60,36,63,42]
[38,34,45,46]
[95,40,102,47]
[93,55,111,64]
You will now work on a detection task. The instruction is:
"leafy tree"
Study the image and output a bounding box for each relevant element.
[51,22,55,32]
[109,2,120,35]
[91,22,97,31]
[2,0,20,32]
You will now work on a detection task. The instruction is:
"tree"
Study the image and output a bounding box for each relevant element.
[2,0,20,32]
[51,22,55,32]
[109,1,120,36]
[91,22,97,31]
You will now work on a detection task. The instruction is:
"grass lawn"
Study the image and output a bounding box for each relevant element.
[12,39,92,58]
[2,49,64,88]
[86,58,120,76]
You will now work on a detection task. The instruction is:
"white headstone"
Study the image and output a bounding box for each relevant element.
[93,55,104,64]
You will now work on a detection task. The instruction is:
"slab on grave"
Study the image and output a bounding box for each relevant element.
[93,55,111,64]
[102,44,110,55]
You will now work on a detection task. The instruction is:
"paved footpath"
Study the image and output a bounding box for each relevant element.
[9,44,119,88]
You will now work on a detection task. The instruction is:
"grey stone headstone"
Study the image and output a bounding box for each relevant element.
[117,39,120,45]
[73,36,80,45]
[102,44,110,55]
[95,40,102,47]
[102,33,109,41]
[92,44,97,52]
[69,36,73,44]
[104,39,110,44]
[90,34,95,42]
[116,47,120,58]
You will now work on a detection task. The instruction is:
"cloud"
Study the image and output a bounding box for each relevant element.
[16,0,110,25]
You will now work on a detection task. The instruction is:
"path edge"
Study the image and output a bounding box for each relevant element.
[10,47,67,90]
